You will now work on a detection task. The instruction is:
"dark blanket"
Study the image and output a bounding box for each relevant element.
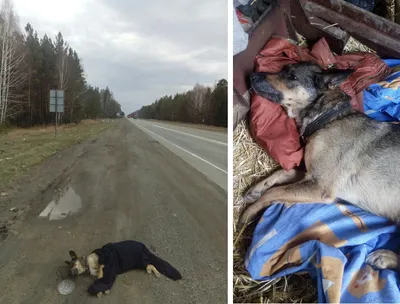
[87,240,181,295]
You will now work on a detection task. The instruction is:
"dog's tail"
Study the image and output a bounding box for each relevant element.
[147,251,182,280]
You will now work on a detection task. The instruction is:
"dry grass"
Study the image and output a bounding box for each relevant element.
[233,121,317,303]
[0,119,116,186]
[343,36,375,54]
[233,35,374,303]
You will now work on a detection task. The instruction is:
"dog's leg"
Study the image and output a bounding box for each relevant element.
[95,265,109,297]
[146,264,161,278]
[97,265,104,279]
[366,250,400,270]
[243,169,305,204]
[240,178,332,225]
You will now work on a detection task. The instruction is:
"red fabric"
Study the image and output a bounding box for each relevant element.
[250,37,390,170]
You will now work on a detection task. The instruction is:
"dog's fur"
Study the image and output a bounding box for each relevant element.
[65,241,180,298]
[242,62,400,271]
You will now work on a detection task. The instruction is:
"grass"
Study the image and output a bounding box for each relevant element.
[0,119,115,186]
[233,35,373,303]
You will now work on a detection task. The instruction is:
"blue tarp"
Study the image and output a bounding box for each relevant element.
[345,0,375,12]
[364,59,400,122]
[246,202,400,303]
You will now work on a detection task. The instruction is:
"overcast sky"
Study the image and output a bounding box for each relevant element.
[13,0,227,113]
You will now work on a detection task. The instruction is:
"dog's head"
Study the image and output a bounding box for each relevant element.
[250,62,353,117]
[65,250,87,277]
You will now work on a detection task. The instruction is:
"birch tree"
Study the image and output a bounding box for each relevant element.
[0,2,119,126]
[0,0,25,125]
[54,32,68,122]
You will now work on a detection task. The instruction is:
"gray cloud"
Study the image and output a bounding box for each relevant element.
[13,0,227,113]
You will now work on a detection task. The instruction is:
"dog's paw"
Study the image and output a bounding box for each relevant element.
[366,250,399,270]
[238,208,255,228]
[96,292,103,298]
[242,189,262,205]
[242,177,276,205]
[239,200,272,228]
[146,264,161,278]
[104,290,110,295]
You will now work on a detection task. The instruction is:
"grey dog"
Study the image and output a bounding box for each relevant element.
[241,62,400,272]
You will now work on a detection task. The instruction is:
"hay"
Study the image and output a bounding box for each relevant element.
[343,36,375,54]
[233,121,317,303]
[233,120,279,208]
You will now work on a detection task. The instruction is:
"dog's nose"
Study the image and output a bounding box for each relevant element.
[250,74,259,82]
[250,73,265,83]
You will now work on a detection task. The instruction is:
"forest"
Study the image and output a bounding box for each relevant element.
[0,0,121,128]
[137,79,227,127]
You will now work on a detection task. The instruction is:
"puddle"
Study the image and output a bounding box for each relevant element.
[39,186,82,220]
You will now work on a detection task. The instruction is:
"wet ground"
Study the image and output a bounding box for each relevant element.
[0,119,227,303]
[39,187,82,221]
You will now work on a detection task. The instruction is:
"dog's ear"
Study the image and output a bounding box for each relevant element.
[65,260,71,266]
[316,70,354,89]
[69,250,78,260]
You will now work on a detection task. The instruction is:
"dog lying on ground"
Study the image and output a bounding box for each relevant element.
[65,240,182,297]
[242,62,400,272]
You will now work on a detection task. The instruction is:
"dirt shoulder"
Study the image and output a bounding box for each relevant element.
[0,119,116,187]
[0,119,227,303]
[0,119,116,242]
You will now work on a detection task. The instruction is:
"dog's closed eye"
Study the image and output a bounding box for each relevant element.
[288,72,298,81]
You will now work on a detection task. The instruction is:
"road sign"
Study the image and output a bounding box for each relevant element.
[49,90,65,137]
[50,104,65,112]
[50,90,64,113]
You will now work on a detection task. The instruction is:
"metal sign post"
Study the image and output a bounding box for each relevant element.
[50,90,65,137]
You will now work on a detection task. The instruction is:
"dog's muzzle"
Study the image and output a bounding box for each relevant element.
[69,268,78,277]
[250,73,266,83]
[250,73,283,103]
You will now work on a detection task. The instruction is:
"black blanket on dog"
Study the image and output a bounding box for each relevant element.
[87,240,182,295]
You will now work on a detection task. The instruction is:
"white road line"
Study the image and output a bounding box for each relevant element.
[135,123,227,174]
[139,121,227,146]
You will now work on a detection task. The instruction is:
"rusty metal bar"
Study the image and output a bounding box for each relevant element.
[289,0,349,53]
[305,0,400,57]
[233,1,289,129]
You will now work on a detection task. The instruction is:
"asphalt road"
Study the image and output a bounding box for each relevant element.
[129,119,227,192]
[0,119,227,303]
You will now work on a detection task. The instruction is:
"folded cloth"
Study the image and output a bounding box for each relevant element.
[87,240,181,295]
[364,59,400,122]
[251,37,390,170]
[245,202,400,303]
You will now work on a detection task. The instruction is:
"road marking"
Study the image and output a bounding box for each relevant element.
[139,121,227,146]
[135,123,227,174]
